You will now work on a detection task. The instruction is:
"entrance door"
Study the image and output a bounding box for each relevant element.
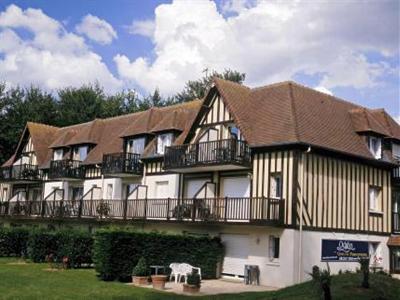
[221,234,250,277]
[221,176,250,220]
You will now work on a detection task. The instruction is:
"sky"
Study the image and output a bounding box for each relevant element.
[0,0,399,121]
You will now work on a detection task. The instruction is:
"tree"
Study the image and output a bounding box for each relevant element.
[174,69,245,102]
[0,85,58,164]
[56,83,105,126]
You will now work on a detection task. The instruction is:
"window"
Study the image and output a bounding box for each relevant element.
[157,133,173,154]
[269,236,280,259]
[270,173,282,198]
[73,146,88,161]
[106,184,113,200]
[368,137,382,159]
[1,187,8,202]
[369,186,382,213]
[53,149,63,161]
[126,138,145,154]
[393,143,400,160]
[369,242,382,266]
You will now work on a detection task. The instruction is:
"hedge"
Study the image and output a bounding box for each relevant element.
[0,227,30,257]
[0,227,93,268]
[93,229,224,281]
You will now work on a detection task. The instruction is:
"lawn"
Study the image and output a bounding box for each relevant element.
[0,258,399,300]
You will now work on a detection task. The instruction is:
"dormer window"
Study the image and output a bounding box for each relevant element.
[368,136,382,159]
[393,143,400,160]
[53,149,63,161]
[72,146,88,161]
[157,133,174,155]
[126,137,145,155]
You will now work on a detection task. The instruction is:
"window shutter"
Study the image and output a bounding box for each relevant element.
[369,188,376,210]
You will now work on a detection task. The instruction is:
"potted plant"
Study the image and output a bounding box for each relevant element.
[183,272,201,293]
[151,269,168,290]
[132,257,149,285]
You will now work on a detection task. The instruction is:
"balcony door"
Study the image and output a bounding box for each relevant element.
[221,176,250,220]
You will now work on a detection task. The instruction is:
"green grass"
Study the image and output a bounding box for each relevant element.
[0,258,399,300]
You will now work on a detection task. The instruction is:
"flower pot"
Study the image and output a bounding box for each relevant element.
[151,275,168,290]
[132,276,149,285]
[183,283,200,293]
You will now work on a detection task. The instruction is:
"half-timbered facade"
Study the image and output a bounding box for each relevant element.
[0,78,399,287]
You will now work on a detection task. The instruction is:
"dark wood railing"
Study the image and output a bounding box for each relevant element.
[102,152,142,175]
[0,164,40,181]
[0,197,284,224]
[49,159,84,179]
[164,139,251,170]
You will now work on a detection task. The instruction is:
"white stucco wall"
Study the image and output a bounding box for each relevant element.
[144,174,180,198]
[300,230,390,280]
[44,181,70,199]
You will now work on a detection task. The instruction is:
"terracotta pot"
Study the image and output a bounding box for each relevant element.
[183,283,200,293]
[132,276,149,285]
[151,275,168,290]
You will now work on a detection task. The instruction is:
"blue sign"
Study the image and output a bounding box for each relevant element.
[321,239,369,262]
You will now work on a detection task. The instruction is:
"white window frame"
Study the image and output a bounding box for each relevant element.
[368,136,382,159]
[53,149,63,161]
[73,146,88,161]
[270,173,283,199]
[157,133,173,155]
[126,137,146,155]
[369,186,382,213]
[393,143,400,160]
[268,236,280,261]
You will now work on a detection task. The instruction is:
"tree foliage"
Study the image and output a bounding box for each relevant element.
[0,69,245,165]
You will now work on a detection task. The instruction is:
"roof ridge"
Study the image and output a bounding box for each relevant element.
[27,121,59,130]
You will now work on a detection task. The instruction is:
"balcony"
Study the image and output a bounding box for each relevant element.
[164,139,251,172]
[0,164,41,182]
[102,153,142,177]
[0,197,284,225]
[49,159,84,180]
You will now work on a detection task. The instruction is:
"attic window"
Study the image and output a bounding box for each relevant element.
[53,149,63,161]
[393,143,400,160]
[157,133,174,155]
[73,146,88,161]
[368,136,382,159]
[126,137,145,155]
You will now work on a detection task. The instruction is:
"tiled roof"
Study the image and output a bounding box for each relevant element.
[387,235,400,246]
[212,78,400,161]
[2,79,399,168]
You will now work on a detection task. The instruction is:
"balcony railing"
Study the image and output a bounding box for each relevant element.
[164,139,251,170]
[49,159,84,179]
[0,197,284,224]
[102,152,142,175]
[0,164,41,181]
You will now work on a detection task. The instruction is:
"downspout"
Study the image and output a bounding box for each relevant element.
[298,146,311,283]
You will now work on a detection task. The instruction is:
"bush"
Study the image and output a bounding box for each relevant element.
[0,227,29,257]
[310,264,332,300]
[186,272,201,287]
[93,229,224,282]
[132,257,148,276]
[27,229,93,267]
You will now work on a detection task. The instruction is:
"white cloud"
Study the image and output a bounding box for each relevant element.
[0,5,121,92]
[115,0,398,95]
[126,19,155,38]
[76,14,117,45]
[314,86,333,96]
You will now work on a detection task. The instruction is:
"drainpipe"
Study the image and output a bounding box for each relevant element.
[298,146,311,283]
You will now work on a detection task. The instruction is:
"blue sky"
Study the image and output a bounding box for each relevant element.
[0,0,398,121]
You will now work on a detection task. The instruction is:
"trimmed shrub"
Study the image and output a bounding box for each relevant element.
[0,227,29,257]
[93,229,224,282]
[27,229,93,267]
[132,257,148,276]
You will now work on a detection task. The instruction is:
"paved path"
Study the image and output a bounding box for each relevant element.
[131,279,278,296]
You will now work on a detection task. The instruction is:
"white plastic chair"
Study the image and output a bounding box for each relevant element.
[179,263,202,283]
[169,263,181,283]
